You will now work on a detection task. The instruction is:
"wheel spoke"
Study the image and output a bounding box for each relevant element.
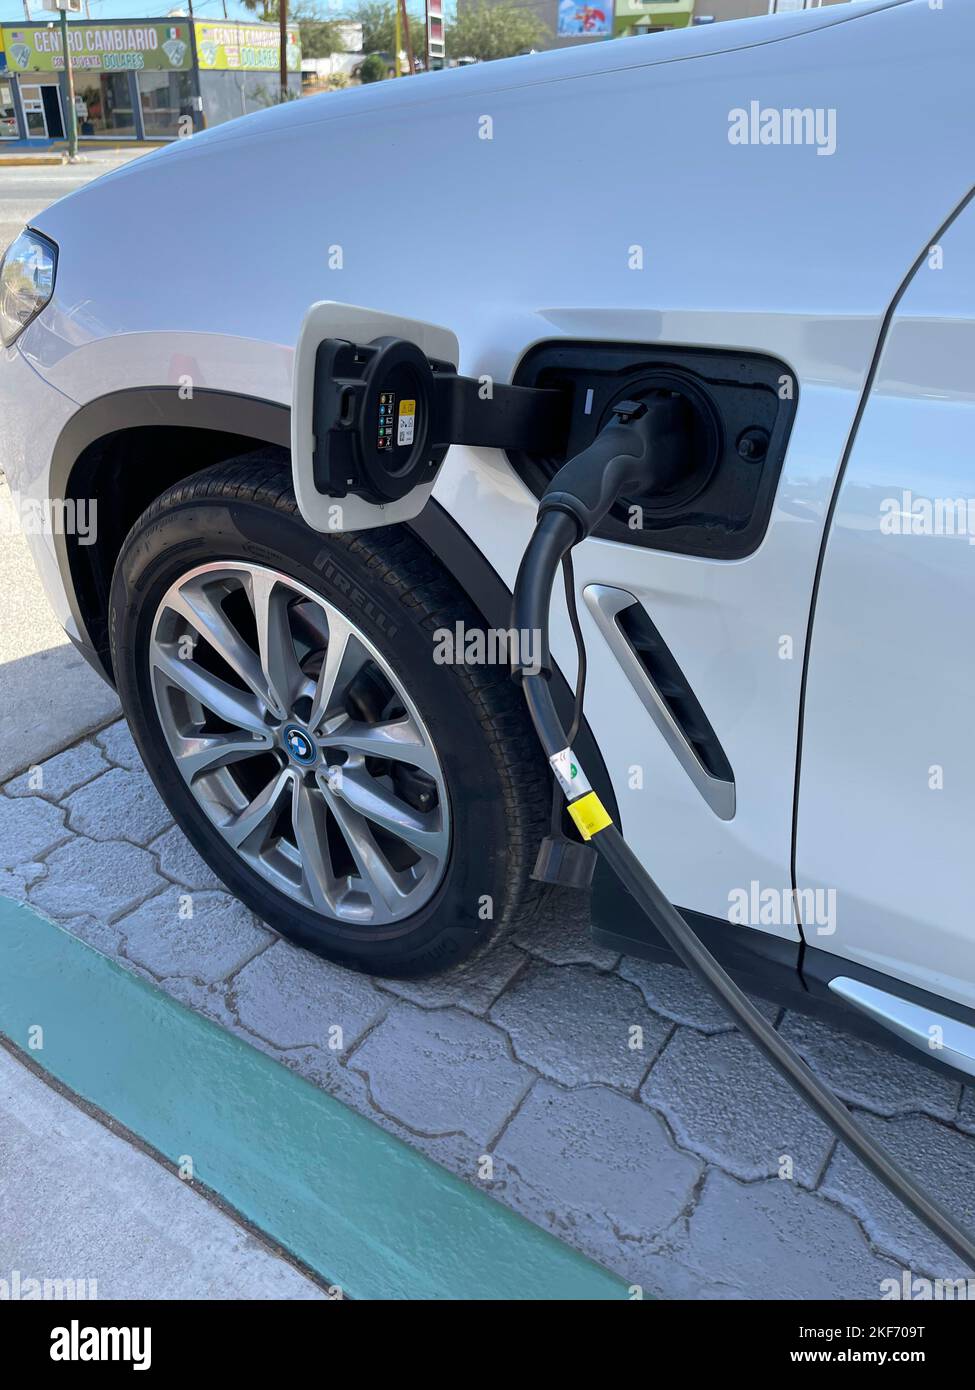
[173,730,272,780]
[152,645,267,735]
[222,767,293,850]
[307,609,368,734]
[167,581,270,709]
[248,570,308,719]
[291,778,338,913]
[320,782,412,916]
[319,716,441,779]
[328,768,447,861]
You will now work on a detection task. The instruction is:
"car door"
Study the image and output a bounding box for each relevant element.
[795,192,975,1010]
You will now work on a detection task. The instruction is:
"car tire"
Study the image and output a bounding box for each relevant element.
[109,454,551,977]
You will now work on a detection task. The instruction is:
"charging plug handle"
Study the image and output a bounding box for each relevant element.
[539,396,691,540]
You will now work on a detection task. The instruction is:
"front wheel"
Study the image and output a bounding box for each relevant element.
[109,456,550,976]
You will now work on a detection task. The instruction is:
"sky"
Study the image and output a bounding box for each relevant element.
[0,1,348,23]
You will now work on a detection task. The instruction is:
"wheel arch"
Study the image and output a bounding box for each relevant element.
[53,387,618,818]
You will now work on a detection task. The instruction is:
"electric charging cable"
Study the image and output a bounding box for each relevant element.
[511,400,975,1271]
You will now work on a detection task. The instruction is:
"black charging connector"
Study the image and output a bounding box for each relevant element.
[509,397,695,690]
[532,832,597,890]
[538,396,692,541]
[520,397,698,891]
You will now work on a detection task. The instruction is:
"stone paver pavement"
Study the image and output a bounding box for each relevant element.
[3,717,974,1299]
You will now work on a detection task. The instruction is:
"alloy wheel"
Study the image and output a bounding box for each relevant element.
[149,561,450,926]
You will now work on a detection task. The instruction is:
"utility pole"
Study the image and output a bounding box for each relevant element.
[279,0,288,101]
[400,0,415,75]
[57,1,78,160]
[394,0,401,76]
[186,0,204,130]
[22,0,31,21]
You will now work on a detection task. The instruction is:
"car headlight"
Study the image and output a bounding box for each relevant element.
[0,230,57,347]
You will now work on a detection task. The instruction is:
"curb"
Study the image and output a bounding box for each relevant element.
[1,710,122,787]
[0,154,67,166]
[0,896,631,1301]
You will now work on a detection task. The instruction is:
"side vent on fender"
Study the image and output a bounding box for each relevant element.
[582,584,736,820]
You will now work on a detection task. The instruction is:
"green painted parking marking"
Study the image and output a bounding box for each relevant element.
[0,897,629,1301]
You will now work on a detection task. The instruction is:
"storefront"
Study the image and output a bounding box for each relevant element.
[611,0,694,36]
[1,29,18,139]
[0,18,301,142]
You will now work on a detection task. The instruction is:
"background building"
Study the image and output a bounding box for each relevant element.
[612,1,693,36]
[460,0,850,51]
[0,17,301,143]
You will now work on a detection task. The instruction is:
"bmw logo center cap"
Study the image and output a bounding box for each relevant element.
[284,725,318,765]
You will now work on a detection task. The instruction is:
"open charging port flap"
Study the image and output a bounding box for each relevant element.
[292,302,462,533]
[292,301,570,534]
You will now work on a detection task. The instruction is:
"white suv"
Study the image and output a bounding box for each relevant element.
[2,0,974,1077]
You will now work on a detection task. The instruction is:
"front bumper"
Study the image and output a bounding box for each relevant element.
[0,342,82,641]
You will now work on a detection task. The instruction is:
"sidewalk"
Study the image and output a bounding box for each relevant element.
[0,1043,327,1300]
[0,141,159,167]
[0,899,624,1300]
[0,477,119,782]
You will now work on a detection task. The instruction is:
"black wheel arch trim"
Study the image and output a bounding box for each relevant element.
[52,385,619,822]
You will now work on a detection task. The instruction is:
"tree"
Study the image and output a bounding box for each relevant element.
[240,0,349,57]
[358,52,388,82]
[355,1,424,59]
[299,15,351,59]
[445,2,548,61]
[240,0,276,21]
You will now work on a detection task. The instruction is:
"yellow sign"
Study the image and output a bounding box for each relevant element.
[0,22,193,73]
[193,21,301,73]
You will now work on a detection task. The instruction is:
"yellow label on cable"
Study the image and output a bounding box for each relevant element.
[567,792,612,841]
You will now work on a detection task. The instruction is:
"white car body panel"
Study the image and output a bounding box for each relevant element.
[797,198,975,1009]
[1,346,82,636]
[0,1,971,977]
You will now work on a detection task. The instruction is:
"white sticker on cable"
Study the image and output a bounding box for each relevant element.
[397,399,416,447]
[549,747,592,799]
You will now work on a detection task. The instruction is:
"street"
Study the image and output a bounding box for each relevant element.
[0,152,145,255]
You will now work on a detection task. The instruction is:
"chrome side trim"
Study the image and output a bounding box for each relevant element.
[829,976,975,1079]
[582,583,735,821]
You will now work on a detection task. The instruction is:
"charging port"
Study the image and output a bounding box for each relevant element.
[508,340,797,560]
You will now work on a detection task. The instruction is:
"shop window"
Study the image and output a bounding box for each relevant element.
[138,71,195,139]
[198,70,301,128]
[19,80,64,140]
[75,74,135,139]
[0,83,16,139]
